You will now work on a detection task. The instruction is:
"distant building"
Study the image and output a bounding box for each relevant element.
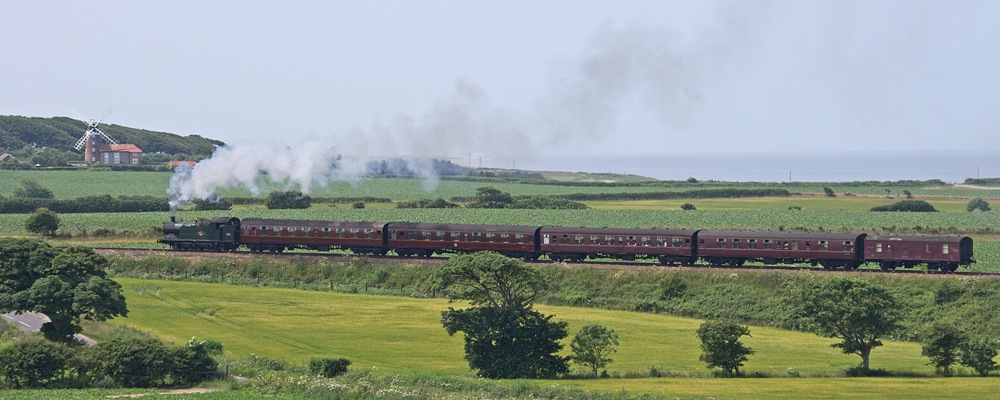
[168,160,197,169]
[92,142,143,165]
[0,153,15,163]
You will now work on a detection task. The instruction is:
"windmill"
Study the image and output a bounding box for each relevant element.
[74,108,118,166]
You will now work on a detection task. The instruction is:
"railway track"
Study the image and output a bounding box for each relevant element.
[93,247,1000,279]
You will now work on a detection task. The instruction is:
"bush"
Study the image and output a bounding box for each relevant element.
[870,200,937,212]
[0,336,75,389]
[265,190,312,209]
[24,207,60,236]
[92,331,172,388]
[680,203,696,211]
[967,198,991,212]
[193,197,233,211]
[308,357,351,378]
[352,202,365,209]
[396,198,460,209]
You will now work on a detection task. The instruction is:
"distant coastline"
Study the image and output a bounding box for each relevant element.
[509,150,1000,183]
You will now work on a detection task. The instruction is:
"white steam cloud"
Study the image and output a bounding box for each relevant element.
[167,10,760,207]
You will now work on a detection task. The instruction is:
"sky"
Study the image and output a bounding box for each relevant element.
[2,1,999,169]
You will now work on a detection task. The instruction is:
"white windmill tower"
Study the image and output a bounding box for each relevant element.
[74,111,118,166]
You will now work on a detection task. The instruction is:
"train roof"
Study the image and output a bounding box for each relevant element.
[540,226,697,236]
[696,230,864,241]
[388,222,541,233]
[241,218,388,228]
[866,235,972,244]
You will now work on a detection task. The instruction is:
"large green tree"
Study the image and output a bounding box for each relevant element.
[570,323,620,377]
[24,207,60,236]
[696,319,754,376]
[435,252,569,379]
[0,239,128,342]
[798,278,902,371]
[921,322,966,376]
[466,187,513,209]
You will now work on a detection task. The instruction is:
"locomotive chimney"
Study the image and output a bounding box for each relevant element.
[170,215,176,223]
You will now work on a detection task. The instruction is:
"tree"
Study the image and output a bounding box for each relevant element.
[0,336,74,388]
[823,187,836,197]
[960,338,999,376]
[903,190,913,199]
[570,324,620,377]
[466,187,513,209]
[192,197,232,211]
[13,178,53,199]
[170,337,219,386]
[442,306,569,379]
[0,239,128,343]
[265,190,311,209]
[24,207,60,236]
[435,252,569,379]
[921,322,966,376]
[433,252,547,309]
[680,203,697,210]
[967,198,991,212]
[696,319,754,376]
[798,278,902,371]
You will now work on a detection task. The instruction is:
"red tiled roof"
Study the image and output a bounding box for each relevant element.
[96,143,143,153]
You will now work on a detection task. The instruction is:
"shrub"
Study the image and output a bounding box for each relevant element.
[0,336,74,389]
[870,200,937,212]
[967,198,991,212]
[24,207,60,236]
[680,203,696,211]
[92,331,172,387]
[308,357,351,378]
[265,190,312,209]
[352,202,365,209]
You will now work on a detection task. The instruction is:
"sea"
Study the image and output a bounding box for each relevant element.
[509,150,1000,183]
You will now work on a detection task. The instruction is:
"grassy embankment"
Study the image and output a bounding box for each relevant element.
[82,278,998,400]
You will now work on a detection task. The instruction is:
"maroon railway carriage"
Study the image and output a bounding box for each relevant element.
[240,218,390,254]
[695,230,865,268]
[863,235,974,272]
[386,222,542,259]
[539,227,698,264]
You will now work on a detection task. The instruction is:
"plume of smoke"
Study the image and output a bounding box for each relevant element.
[167,139,347,211]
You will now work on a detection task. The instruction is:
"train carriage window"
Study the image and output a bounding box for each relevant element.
[336,228,345,238]
[628,236,637,246]
[844,241,854,251]
[748,239,757,249]
[422,231,432,241]
[322,227,331,237]
[575,235,584,244]
[672,237,683,248]
[500,233,510,243]
[763,240,773,249]
[515,233,525,243]
[365,228,375,239]
[606,236,615,245]
[473,232,481,242]
[642,236,651,246]
[437,231,445,241]
[350,228,360,238]
[657,237,666,247]
[875,243,883,252]
[717,238,727,248]
[486,233,496,242]
[818,241,828,251]
[790,241,798,251]
[805,241,811,250]
[733,239,742,249]
[591,236,600,245]
[925,244,931,253]
[887,244,892,252]
[942,244,950,254]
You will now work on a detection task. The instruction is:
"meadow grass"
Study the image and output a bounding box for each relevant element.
[109,278,931,377]
[586,197,974,212]
[99,278,1000,399]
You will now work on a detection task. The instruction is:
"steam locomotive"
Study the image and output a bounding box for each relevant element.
[160,216,974,272]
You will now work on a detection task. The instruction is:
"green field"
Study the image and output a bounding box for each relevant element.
[99,278,997,399]
[3,170,999,201]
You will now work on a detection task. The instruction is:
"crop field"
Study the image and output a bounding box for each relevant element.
[97,278,998,399]
[586,197,975,212]
[4,170,1000,201]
